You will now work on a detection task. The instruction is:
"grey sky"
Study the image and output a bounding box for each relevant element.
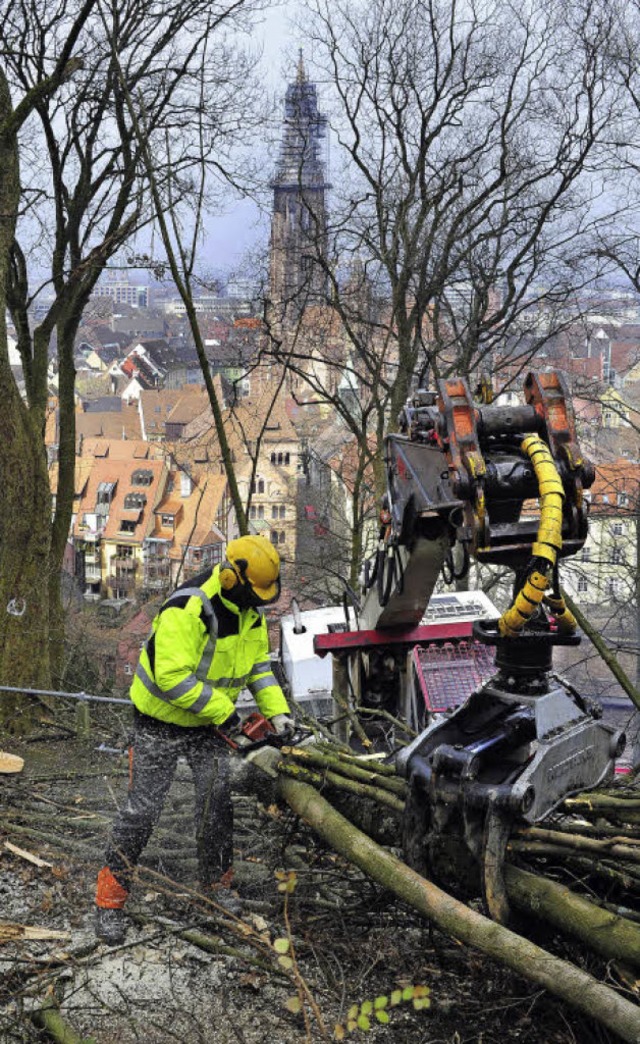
[206,1,305,277]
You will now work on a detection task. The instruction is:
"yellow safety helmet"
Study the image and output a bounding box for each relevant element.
[220,535,281,604]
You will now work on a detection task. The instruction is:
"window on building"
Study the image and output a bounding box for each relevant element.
[272,505,278,519]
[279,531,285,544]
[119,520,137,534]
[613,521,625,535]
[577,576,588,593]
[161,514,175,528]
[606,577,619,597]
[612,547,624,565]
[581,546,590,562]
[618,492,629,507]
[270,452,276,464]
[96,481,116,506]
[602,494,609,504]
[270,531,278,545]
[285,453,290,465]
[279,505,286,519]
[124,492,147,510]
[252,478,265,495]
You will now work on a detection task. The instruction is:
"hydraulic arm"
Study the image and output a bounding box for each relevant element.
[357,371,624,924]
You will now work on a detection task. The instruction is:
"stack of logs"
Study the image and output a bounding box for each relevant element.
[274,741,640,1042]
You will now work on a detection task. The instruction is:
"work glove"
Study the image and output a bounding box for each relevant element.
[269,713,297,741]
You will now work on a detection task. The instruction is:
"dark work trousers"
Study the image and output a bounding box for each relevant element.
[105,710,233,891]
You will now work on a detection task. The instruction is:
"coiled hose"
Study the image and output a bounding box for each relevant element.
[498,435,575,638]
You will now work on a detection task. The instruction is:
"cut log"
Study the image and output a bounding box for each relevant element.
[505,864,640,966]
[281,746,408,796]
[31,1001,94,1044]
[4,840,53,867]
[0,921,70,942]
[277,760,405,813]
[0,751,24,773]
[277,776,640,1043]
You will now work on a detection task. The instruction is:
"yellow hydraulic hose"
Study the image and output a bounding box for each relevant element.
[498,436,565,638]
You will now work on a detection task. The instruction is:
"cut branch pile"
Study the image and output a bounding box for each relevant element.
[271,740,640,1041]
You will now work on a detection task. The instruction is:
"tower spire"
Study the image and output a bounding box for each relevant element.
[269,60,330,324]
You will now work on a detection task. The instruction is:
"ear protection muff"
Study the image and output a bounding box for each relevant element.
[219,557,250,591]
[219,559,240,590]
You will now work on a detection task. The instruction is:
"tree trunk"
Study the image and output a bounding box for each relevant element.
[276,776,640,1043]
[0,71,51,728]
[48,308,80,684]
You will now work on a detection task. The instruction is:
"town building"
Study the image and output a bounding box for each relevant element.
[562,458,640,609]
[92,271,149,308]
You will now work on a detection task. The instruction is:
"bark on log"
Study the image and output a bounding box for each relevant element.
[318,748,399,776]
[514,825,640,864]
[282,746,407,796]
[277,776,640,1043]
[31,1002,94,1043]
[564,795,640,813]
[505,865,640,966]
[277,760,405,813]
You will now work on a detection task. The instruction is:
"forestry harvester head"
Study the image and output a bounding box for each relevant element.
[361,371,625,925]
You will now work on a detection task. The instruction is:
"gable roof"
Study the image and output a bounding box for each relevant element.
[75,402,142,440]
[150,470,229,559]
[589,458,640,515]
[139,386,210,438]
[73,456,167,542]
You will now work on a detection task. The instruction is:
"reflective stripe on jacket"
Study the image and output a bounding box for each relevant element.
[130,565,289,727]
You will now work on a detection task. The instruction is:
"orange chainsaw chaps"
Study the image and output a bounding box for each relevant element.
[96,866,129,909]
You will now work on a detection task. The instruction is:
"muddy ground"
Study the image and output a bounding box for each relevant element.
[0,705,629,1044]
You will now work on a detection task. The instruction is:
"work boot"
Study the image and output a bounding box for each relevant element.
[95,906,127,945]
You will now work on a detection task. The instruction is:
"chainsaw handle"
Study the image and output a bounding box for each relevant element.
[215,711,277,752]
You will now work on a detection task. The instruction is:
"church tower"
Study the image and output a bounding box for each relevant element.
[269,56,330,324]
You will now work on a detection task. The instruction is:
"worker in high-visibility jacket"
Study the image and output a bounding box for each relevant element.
[95,535,294,945]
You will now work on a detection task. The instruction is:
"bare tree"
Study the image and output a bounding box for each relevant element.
[0,0,97,719]
[0,0,265,721]
[312,0,621,410]
[258,0,626,592]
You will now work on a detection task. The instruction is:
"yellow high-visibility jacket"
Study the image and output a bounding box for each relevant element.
[130,565,289,727]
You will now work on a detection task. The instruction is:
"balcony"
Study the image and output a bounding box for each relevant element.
[108,573,137,592]
[110,556,138,570]
[143,561,171,589]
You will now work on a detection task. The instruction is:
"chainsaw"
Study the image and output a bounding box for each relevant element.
[217,711,312,754]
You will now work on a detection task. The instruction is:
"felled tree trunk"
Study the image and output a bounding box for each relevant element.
[505,864,640,966]
[277,775,640,1043]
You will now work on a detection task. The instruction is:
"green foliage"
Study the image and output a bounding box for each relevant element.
[275,868,298,894]
[334,984,431,1038]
